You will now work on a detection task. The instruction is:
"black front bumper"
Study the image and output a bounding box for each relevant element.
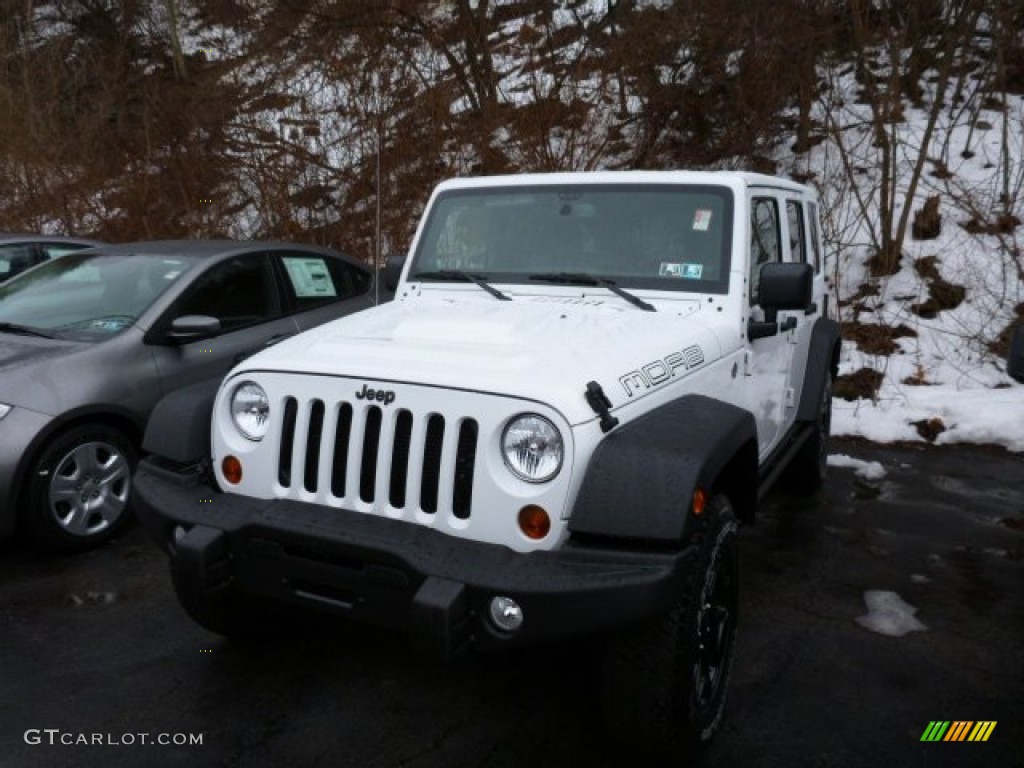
[134,458,695,658]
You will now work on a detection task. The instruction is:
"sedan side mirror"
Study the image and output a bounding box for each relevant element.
[1009,325,1024,384]
[166,314,221,343]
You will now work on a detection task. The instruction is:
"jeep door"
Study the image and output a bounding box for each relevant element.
[780,195,826,420]
[745,192,794,456]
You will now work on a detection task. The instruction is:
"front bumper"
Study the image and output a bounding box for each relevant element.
[0,405,55,538]
[135,458,695,658]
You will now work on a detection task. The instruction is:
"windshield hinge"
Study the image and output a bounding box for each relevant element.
[585,381,619,433]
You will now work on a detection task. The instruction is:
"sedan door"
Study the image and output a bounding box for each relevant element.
[146,252,301,396]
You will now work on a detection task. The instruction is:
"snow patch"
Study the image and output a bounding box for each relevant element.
[827,453,887,480]
[856,590,928,637]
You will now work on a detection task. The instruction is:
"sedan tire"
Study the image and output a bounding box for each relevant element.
[24,424,137,553]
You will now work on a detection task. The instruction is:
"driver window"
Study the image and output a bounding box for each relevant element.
[173,254,279,332]
[749,197,780,304]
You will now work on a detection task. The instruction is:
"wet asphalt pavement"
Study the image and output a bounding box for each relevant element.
[1,438,1022,768]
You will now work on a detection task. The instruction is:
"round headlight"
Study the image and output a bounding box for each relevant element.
[231,382,270,441]
[502,414,563,483]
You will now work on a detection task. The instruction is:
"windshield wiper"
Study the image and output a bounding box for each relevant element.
[528,272,655,312]
[411,270,511,302]
[0,322,57,339]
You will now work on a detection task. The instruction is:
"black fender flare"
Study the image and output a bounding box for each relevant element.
[568,394,758,543]
[796,318,841,422]
[142,377,222,464]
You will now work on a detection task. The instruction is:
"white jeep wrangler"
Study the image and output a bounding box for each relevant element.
[136,171,839,761]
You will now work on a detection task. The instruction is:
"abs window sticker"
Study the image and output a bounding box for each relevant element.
[283,257,337,298]
[693,209,712,231]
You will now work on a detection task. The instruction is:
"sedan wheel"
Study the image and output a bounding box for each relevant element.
[25,425,138,553]
[49,440,131,536]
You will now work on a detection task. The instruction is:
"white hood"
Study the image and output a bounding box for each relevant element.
[238,295,731,425]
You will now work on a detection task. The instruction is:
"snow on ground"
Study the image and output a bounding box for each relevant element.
[832,384,1024,452]
[856,590,928,638]
[826,453,887,480]
[780,63,1024,453]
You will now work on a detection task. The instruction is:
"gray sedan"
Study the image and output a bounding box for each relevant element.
[0,240,376,552]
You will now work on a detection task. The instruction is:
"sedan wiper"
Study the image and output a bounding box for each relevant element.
[411,270,511,302]
[528,272,655,312]
[0,322,57,339]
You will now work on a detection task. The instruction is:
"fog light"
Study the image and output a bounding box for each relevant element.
[518,505,550,540]
[489,596,524,632]
[222,455,242,485]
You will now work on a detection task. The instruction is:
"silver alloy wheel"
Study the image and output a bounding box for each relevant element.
[48,440,131,536]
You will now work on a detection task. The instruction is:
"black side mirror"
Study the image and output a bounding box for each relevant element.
[380,253,406,293]
[759,262,814,312]
[1009,325,1024,384]
[748,262,814,341]
[166,314,221,343]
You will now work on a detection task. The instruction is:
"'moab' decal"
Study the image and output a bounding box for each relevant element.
[619,345,705,397]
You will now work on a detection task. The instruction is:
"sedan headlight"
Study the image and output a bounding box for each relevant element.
[230,382,270,441]
[0,403,11,421]
[502,414,563,483]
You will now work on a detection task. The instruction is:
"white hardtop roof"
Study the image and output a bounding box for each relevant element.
[434,170,812,195]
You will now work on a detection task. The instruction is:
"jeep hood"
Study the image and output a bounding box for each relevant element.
[237,297,729,425]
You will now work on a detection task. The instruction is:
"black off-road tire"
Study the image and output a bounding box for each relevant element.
[23,424,138,554]
[785,374,833,494]
[601,495,739,763]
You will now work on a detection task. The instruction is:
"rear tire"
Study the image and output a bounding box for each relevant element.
[601,495,739,763]
[785,374,833,494]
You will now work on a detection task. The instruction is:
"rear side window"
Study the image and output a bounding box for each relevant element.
[278,253,370,311]
[786,200,807,265]
[807,202,822,273]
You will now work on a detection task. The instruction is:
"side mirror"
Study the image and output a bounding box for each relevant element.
[1009,325,1024,384]
[759,262,814,312]
[748,262,814,341]
[166,314,221,343]
[380,253,406,293]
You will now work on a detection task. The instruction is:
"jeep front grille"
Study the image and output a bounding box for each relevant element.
[277,397,478,518]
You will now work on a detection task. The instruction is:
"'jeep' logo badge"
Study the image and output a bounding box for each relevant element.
[355,384,396,405]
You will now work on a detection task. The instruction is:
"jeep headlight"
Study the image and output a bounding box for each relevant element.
[230,382,270,441]
[502,414,563,483]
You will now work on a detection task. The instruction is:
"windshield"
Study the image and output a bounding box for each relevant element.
[0,251,194,338]
[411,184,734,294]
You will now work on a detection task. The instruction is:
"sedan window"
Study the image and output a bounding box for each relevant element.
[171,254,279,332]
[278,253,370,311]
[0,252,191,336]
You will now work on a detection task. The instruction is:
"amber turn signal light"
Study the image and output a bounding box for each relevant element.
[692,487,707,516]
[222,455,243,485]
[518,505,551,540]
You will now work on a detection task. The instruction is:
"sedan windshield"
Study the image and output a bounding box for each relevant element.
[411,184,734,294]
[0,251,194,338]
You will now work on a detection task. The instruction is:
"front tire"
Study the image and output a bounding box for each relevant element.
[601,495,739,763]
[24,424,137,554]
